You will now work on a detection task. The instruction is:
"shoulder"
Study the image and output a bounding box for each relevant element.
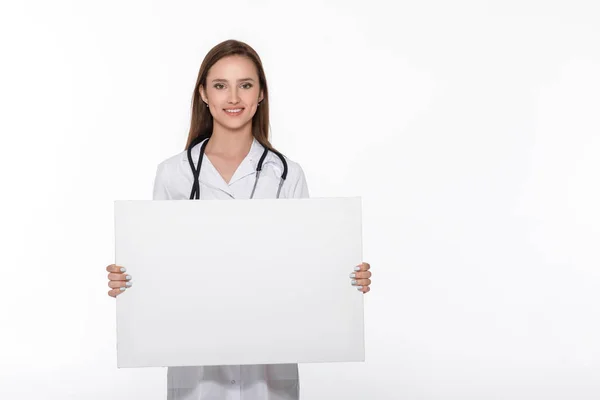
[157,149,188,172]
[154,148,195,184]
[264,150,306,180]
[152,150,190,200]
[264,150,309,198]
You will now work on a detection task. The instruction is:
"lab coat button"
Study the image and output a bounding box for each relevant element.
[231,380,236,384]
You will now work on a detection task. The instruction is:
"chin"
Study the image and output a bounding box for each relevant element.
[215,118,253,132]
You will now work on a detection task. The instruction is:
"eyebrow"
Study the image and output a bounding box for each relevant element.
[211,78,255,83]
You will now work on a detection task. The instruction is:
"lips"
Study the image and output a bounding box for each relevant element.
[224,108,244,116]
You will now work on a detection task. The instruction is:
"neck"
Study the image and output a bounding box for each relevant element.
[205,126,254,158]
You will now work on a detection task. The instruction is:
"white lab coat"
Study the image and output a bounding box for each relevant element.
[152,137,309,400]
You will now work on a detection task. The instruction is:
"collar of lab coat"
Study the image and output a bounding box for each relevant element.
[184,136,267,193]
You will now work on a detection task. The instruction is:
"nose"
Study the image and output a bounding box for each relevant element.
[227,86,240,104]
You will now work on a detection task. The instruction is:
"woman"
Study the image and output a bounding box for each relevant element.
[106,39,372,400]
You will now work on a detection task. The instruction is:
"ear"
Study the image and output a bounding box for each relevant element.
[199,85,208,104]
[258,89,264,104]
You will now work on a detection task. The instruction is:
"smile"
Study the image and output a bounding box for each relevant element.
[224,108,244,116]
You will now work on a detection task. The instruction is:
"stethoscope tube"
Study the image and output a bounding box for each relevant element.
[186,135,288,200]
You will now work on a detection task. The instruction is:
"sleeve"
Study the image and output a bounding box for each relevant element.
[152,162,172,200]
[291,165,310,199]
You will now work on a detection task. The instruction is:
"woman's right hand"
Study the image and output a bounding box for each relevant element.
[106,264,132,297]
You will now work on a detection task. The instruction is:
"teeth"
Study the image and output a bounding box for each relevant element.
[225,109,242,112]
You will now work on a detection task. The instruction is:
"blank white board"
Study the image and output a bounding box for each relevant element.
[114,197,364,368]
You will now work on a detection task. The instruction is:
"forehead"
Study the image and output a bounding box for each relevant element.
[207,55,258,79]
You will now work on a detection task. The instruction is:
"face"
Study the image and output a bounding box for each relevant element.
[200,55,264,132]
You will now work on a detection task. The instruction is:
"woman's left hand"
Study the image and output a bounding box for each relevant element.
[350,262,371,294]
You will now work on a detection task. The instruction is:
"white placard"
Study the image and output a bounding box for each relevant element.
[114,197,364,368]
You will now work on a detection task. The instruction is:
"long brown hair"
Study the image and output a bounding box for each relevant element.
[185,39,274,151]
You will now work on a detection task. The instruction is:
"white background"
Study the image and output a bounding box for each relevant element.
[1,1,599,399]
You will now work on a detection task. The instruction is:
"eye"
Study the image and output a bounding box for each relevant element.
[214,83,225,89]
[241,82,253,89]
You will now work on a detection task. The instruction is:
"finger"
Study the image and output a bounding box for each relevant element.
[352,278,371,287]
[354,284,370,293]
[108,287,127,297]
[350,271,371,279]
[108,272,132,281]
[354,262,370,272]
[350,278,371,287]
[106,264,127,273]
[108,280,133,289]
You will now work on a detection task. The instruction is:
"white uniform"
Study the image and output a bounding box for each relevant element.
[152,137,309,400]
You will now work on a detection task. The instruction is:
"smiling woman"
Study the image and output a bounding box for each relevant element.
[201,57,263,136]
[198,55,266,183]
[105,39,372,400]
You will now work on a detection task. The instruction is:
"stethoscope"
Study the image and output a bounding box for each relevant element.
[186,134,288,200]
